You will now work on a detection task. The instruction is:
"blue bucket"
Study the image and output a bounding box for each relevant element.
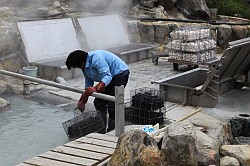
[22,66,38,77]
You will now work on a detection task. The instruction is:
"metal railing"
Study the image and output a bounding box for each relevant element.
[0,69,125,136]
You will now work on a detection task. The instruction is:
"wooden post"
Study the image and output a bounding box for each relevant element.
[115,86,125,137]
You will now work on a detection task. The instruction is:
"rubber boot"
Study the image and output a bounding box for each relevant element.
[98,110,107,134]
[107,118,115,132]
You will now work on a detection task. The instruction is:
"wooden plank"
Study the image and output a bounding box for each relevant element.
[39,151,98,166]
[24,156,78,166]
[75,137,117,148]
[52,146,109,160]
[65,141,115,155]
[85,133,119,143]
[17,133,117,166]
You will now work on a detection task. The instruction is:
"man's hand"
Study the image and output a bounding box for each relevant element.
[85,82,105,96]
[77,93,88,112]
[85,86,96,97]
[95,81,105,92]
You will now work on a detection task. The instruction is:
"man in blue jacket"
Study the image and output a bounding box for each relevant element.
[66,50,130,133]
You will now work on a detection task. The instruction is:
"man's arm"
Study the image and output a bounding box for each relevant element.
[84,54,111,97]
[92,55,112,86]
[83,72,94,88]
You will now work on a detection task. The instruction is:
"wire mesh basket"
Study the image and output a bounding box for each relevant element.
[62,111,105,139]
[125,107,165,125]
[130,87,165,111]
[125,87,166,125]
[234,136,250,145]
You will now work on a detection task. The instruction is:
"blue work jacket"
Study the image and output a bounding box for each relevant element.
[82,50,129,88]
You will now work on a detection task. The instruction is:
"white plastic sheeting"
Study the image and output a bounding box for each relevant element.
[77,15,130,50]
[17,18,81,63]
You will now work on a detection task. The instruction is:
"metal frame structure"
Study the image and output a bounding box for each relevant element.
[152,37,250,107]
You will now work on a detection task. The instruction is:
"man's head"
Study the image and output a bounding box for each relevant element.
[66,50,88,70]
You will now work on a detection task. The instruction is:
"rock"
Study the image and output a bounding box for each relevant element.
[139,0,157,8]
[130,4,167,19]
[155,0,210,20]
[0,79,8,93]
[161,120,198,166]
[247,25,250,37]
[195,129,220,165]
[154,5,167,18]
[160,117,226,166]
[157,0,177,11]
[176,0,210,20]
[223,122,235,145]
[108,130,161,166]
[138,21,155,43]
[153,22,173,44]
[220,156,240,166]
[0,6,15,20]
[152,21,180,44]
[189,112,230,145]
[217,24,232,46]
[0,97,10,110]
[220,145,250,166]
[0,20,20,56]
[231,25,248,40]
[141,146,162,166]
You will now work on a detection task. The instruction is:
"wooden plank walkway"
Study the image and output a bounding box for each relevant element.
[16,133,118,166]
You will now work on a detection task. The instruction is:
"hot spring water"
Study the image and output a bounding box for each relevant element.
[0,93,74,166]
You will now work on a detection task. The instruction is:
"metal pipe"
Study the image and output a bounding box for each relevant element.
[139,17,250,26]
[0,52,18,62]
[120,45,157,55]
[0,69,115,102]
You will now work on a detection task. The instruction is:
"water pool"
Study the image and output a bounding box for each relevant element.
[0,93,74,166]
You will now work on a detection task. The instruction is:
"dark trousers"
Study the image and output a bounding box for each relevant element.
[94,70,130,133]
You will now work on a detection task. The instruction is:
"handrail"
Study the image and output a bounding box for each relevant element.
[0,69,115,102]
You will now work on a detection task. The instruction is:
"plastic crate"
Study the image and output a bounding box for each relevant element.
[62,111,105,139]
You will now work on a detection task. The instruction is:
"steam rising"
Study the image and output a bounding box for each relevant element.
[77,0,134,14]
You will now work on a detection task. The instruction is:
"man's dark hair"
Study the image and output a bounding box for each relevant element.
[66,50,88,70]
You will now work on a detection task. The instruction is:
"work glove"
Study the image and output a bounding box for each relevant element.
[85,81,105,97]
[77,93,89,112]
